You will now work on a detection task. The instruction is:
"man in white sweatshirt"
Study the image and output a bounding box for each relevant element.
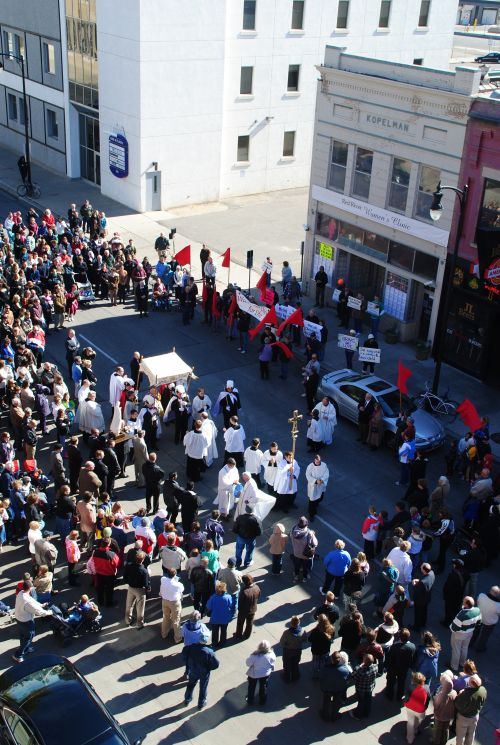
[13,581,52,663]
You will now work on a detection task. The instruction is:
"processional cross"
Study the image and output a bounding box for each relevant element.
[288,409,303,489]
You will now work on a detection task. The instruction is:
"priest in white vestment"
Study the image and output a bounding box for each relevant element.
[214,459,240,518]
[274,452,301,511]
[223,416,246,467]
[200,412,218,466]
[109,367,128,406]
[312,397,337,446]
[305,454,330,521]
[183,421,209,482]
[191,387,212,419]
[244,438,264,487]
[260,444,283,494]
[233,472,276,521]
[78,391,105,434]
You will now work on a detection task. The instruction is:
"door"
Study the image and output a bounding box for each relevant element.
[146,171,161,211]
[418,292,433,341]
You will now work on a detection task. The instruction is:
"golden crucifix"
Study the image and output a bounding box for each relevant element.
[288,409,303,489]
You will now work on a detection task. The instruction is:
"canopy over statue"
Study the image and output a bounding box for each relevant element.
[139,351,197,386]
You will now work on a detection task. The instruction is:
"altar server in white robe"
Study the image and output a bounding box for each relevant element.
[109,366,133,406]
[305,454,330,521]
[200,411,218,467]
[244,437,264,487]
[261,442,283,495]
[191,387,212,420]
[306,410,323,453]
[183,420,209,482]
[234,472,275,521]
[214,458,240,519]
[223,416,246,468]
[78,391,105,434]
[274,451,301,511]
[312,397,337,446]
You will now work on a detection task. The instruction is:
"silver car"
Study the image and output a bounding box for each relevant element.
[317,369,445,451]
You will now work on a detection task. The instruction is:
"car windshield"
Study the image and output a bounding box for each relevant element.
[2,664,72,704]
[366,380,392,392]
[378,391,414,418]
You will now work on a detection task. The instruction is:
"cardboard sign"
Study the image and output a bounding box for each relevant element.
[338,333,359,351]
[367,301,380,317]
[318,242,333,260]
[332,289,341,302]
[236,290,268,322]
[304,320,322,339]
[275,304,295,322]
[347,296,362,311]
[261,261,273,274]
[358,346,381,363]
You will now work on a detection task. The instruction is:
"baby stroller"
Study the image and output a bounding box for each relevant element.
[74,270,96,304]
[50,600,103,646]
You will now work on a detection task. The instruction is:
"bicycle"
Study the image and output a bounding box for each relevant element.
[413,381,459,421]
[17,182,41,199]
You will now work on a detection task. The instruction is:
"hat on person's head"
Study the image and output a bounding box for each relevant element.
[103,527,112,538]
[227,557,236,567]
[368,334,374,339]
[175,384,185,395]
[226,380,234,389]
[349,329,356,335]
[298,516,308,527]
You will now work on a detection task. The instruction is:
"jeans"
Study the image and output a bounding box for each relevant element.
[322,571,344,597]
[211,623,228,646]
[56,516,71,541]
[239,331,248,352]
[282,649,301,681]
[475,623,495,651]
[16,619,35,659]
[185,672,210,708]
[235,536,256,567]
[271,554,283,574]
[247,675,269,704]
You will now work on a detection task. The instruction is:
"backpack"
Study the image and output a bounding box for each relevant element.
[206,519,224,550]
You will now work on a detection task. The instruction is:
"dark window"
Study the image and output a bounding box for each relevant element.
[291,0,305,29]
[418,0,431,26]
[339,222,364,244]
[287,64,300,91]
[415,165,440,221]
[243,0,256,30]
[339,384,365,403]
[478,178,500,230]
[283,130,295,157]
[379,0,391,27]
[237,135,250,162]
[388,241,415,272]
[328,140,348,192]
[46,109,59,138]
[337,0,350,28]
[413,251,439,280]
[364,232,389,258]
[7,93,17,121]
[388,157,411,213]
[352,147,373,200]
[240,66,253,94]
[316,213,339,241]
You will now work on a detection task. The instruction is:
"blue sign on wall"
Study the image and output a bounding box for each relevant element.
[109,133,129,178]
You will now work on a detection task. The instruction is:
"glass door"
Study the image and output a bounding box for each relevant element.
[79,112,100,185]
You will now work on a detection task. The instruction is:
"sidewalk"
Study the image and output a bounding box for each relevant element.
[1,147,498,455]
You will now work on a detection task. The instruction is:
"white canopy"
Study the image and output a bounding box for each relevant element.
[139,351,197,386]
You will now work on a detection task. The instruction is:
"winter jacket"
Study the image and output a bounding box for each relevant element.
[233,513,262,540]
[65,537,81,564]
[323,548,351,576]
[386,640,415,672]
[205,517,225,549]
[290,524,318,559]
[206,592,233,624]
[308,627,334,656]
[433,677,457,722]
[319,661,351,693]
[246,650,276,679]
[477,591,500,626]
[314,601,340,625]
[414,645,439,681]
[92,545,119,576]
[160,544,187,572]
[454,686,487,718]
[269,523,288,555]
[361,513,380,542]
[190,565,214,595]
[280,626,307,652]
[181,619,210,646]
[185,643,219,677]
[217,566,242,595]
[238,583,260,616]
[343,569,366,597]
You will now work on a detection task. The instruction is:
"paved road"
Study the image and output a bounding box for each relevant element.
[0,290,498,745]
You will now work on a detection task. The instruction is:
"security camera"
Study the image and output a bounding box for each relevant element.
[303,224,310,232]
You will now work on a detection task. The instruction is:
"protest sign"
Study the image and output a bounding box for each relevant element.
[358,346,381,363]
[332,289,341,302]
[347,296,362,311]
[318,242,333,260]
[236,290,268,322]
[367,301,381,317]
[304,320,322,339]
[338,333,359,351]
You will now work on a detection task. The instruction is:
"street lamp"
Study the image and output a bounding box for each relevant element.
[429,180,469,394]
[0,52,32,188]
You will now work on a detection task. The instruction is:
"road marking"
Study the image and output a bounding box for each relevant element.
[315,514,364,553]
[79,334,118,364]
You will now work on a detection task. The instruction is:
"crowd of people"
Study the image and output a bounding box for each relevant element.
[0,199,499,738]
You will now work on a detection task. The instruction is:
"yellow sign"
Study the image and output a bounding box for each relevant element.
[318,241,333,260]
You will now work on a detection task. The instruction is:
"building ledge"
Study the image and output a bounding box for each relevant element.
[233,161,251,169]
[238,30,257,38]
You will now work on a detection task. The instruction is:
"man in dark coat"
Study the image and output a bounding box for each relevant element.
[142,452,164,514]
[441,559,466,626]
[357,392,374,444]
[385,627,416,701]
[314,266,328,308]
[102,439,121,497]
[163,471,182,524]
[183,643,219,710]
[66,436,83,493]
[177,482,201,533]
[319,650,351,721]
[234,574,261,639]
[411,563,435,631]
[92,450,109,495]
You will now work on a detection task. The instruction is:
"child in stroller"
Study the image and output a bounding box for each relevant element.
[51,594,102,644]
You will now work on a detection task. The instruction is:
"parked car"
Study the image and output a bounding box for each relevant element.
[474,51,500,63]
[0,654,142,745]
[317,369,445,451]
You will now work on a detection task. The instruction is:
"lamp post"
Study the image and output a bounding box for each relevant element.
[0,52,32,188]
[429,180,469,394]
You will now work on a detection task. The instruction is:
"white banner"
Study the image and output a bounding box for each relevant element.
[261,261,273,274]
[275,304,294,322]
[347,296,362,311]
[332,289,341,302]
[358,346,381,363]
[235,290,268,322]
[367,301,380,317]
[304,320,322,339]
[338,333,359,350]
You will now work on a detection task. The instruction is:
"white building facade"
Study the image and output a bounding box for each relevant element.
[303,47,480,343]
[1,0,459,211]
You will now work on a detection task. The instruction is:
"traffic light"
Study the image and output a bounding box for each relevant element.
[169,228,176,240]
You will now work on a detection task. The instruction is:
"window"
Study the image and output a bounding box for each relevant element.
[379,0,391,27]
[291,0,305,29]
[388,241,415,272]
[415,165,440,220]
[283,130,295,157]
[388,157,412,213]
[418,0,431,26]
[43,42,56,74]
[328,140,348,192]
[287,64,300,91]
[239,66,253,95]
[237,135,250,162]
[316,212,339,241]
[2,30,13,56]
[478,178,500,230]
[14,33,24,59]
[352,147,373,200]
[242,0,256,30]
[413,58,423,65]
[7,93,17,121]
[47,109,59,138]
[336,0,350,28]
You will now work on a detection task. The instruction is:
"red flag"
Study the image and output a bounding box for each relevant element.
[227,292,237,320]
[201,280,207,308]
[397,360,412,395]
[174,244,191,266]
[457,399,482,431]
[256,271,267,295]
[221,247,231,268]
[212,289,221,319]
[248,305,278,341]
[276,307,304,336]
[271,341,293,360]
